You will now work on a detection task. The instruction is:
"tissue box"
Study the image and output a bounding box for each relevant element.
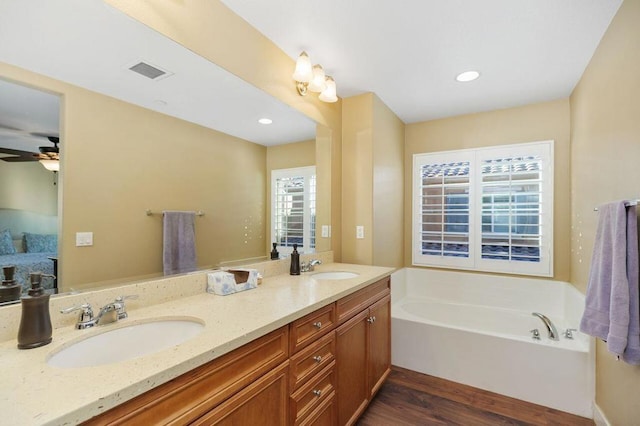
[207,268,258,296]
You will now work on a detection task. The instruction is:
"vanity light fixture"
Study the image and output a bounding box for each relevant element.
[258,118,273,125]
[292,52,338,103]
[456,70,480,82]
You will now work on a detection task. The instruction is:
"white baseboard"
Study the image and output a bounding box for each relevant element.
[593,403,611,426]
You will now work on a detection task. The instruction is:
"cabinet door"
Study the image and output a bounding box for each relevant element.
[368,294,391,398]
[335,309,369,426]
[191,362,288,426]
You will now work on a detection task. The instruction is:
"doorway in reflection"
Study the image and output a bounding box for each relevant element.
[0,78,61,297]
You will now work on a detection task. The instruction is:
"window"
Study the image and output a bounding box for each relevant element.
[413,141,553,276]
[271,166,316,255]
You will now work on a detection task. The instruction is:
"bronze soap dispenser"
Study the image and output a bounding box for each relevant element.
[0,265,22,303]
[17,272,53,349]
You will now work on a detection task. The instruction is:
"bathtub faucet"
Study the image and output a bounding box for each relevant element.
[532,312,559,341]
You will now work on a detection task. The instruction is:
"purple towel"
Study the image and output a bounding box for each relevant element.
[580,201,640,364]
[162,211,197,276]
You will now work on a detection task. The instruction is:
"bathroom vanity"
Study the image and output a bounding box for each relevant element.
[85,276,390,425]
[0,259,393,425]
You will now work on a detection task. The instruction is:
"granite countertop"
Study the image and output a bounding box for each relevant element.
[0,262,393,425]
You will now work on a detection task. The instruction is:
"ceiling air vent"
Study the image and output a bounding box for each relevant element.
[128,61,171,80]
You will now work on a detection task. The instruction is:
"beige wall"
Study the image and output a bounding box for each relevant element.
[404,99,571,280]
[106,0,343,261]
[570,0,640,423]
[342,93,404,267]
[342,94,374,264]
[266,139,315,172]
[372,95,405,267]
[0,161,57,215]
[0,62,267,291]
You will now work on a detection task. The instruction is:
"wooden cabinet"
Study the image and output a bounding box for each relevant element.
[289,305,337,425]
[83,275,391,426]
[368,294,391,398]
[290,332,336,392]
[336,279,391,426]
[191,362,288,426]
[83,327,289,425]
[336,310,369,425]
[289,303,336,353]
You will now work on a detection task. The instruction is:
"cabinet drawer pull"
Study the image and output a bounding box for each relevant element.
[313,355,322,363]
[312,389,322,397]
[313,321,322,329]
[372,316,376,322]
[366,316,374,324]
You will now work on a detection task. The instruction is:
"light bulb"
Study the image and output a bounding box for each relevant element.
[292,51,313,83]
[308,65,327,93]
[318,76,337,103]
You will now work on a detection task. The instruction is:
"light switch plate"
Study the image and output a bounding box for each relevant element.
[76,232,93,247]
[321,225,329,238]
[356,225,364,239]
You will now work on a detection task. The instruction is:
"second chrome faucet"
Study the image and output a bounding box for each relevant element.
[61,295,138,329]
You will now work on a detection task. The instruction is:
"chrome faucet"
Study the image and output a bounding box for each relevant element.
[61,295,138,329]
[301,259,322,273]
[532,312,559,341]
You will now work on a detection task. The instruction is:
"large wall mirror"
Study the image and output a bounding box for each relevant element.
[0,1,333,301]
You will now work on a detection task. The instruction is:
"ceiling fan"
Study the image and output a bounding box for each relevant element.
[0,136,60,163]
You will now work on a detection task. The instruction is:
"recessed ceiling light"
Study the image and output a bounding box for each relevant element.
[456,70,480,82]
[258,118,273,125]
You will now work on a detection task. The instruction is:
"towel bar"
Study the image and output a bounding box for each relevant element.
[145,209,205,217]
[593,199,638,211]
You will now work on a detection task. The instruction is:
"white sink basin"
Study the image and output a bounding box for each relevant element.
[311,271,359,280]
[47,318,204,368]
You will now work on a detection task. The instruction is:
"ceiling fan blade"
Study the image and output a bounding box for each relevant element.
[1,156,37,162]
[0,147,36,156]
[0,147,41,162]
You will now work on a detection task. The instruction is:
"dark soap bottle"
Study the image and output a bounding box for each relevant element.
[290,244,301,275]
[270,243,279,260]
[17,272,53,349]
[0,265,22,303]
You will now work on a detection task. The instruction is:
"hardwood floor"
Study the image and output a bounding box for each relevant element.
[357,366,594,426]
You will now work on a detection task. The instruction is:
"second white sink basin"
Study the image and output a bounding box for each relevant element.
[47,318,204,368]
[311,271,359,280]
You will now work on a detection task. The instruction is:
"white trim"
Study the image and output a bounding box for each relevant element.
[593,403,611,426]
[271,166,316,255]
[412,140,554,277]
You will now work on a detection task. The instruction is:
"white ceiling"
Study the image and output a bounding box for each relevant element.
[0,0,624,154]
[0,0,316,151]
[0,79,60,154]
[222,0,622,123]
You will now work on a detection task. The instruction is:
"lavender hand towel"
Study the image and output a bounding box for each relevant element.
[623,205,640,364]
[580,201,640,364]
[162,211,197,276]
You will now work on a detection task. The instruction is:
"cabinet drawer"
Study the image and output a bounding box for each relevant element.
[289,303,336,353]
[191,361,289,426]
[290,332,336,392]
[84,326,288,426]
[290,361,335,426]
[336,277,390,324]
[299,390,335,426]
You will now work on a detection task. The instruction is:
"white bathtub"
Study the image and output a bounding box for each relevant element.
[391,267,594,418]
